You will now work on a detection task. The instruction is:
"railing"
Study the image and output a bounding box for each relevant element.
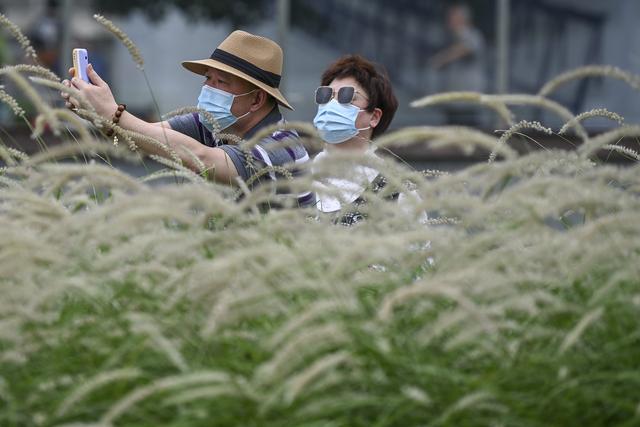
[292,0,607,114]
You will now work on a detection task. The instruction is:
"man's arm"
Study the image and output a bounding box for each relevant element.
[431,29,482,70]
[66,64,239,185]
[151,120,171,128]
[430,42,473,69]
[117,112,239,184]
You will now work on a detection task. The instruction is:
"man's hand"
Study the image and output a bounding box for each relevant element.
[62,64,118,118]
[61,67,78,110]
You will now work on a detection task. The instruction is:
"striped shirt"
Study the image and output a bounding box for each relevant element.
[168,107,314,207]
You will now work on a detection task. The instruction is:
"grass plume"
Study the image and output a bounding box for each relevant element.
[0,64,60,82]
[559,108,624,134]
[93,14,144,69]
[0,13,38,60]
[539,65,640,97]
[489,120,553,163]
[410,91,515,126]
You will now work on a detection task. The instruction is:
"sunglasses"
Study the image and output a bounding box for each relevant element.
[315,86,369,105]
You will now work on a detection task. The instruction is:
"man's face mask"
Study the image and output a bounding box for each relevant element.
[197,85,256,132]
[313,99,371,144]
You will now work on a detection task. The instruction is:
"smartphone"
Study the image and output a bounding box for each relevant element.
[72,48,89,83]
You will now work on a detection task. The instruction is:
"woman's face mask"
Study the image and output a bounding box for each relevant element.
[313,99,371,144]
[197,85,256,132]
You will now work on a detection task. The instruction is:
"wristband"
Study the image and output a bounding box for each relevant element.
[104,103,126,138]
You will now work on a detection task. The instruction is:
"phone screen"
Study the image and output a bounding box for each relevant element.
[72,48,89,83]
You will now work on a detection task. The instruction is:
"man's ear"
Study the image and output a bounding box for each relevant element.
[370,108,383,128]
[250,90,269,111]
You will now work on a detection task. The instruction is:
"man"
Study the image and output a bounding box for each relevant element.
[64,30,313,206]
[430,4,487,127]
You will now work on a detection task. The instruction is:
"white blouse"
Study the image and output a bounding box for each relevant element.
[312,148,381,213]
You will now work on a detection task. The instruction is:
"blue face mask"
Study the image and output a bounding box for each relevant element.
[313,99,371,144]
[197,85,255,132]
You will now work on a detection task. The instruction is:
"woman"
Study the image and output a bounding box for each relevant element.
[312,54,402,225]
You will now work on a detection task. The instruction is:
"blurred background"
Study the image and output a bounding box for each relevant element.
[1,0,640,165]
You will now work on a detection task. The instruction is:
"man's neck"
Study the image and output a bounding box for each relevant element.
[229,105,277,138]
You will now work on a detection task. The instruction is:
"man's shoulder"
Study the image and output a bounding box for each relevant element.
[167,112,198,129]
[167,112,208,145]
[260,126,301,144]
[253,119,308,163]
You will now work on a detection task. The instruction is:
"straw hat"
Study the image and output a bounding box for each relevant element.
[182,30,293,110]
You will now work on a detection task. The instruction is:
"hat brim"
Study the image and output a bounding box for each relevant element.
[182,59,293,110]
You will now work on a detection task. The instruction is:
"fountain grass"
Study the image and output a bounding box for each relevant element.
[0,12,639,427]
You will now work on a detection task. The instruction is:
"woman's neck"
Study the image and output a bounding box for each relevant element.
[327,136,370,153]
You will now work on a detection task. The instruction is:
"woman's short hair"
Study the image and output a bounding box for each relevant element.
[320,55,398,139]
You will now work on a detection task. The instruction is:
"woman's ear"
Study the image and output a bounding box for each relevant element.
[370,108,383,128]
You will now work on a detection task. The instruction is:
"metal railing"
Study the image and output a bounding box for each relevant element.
[292,0,607,114]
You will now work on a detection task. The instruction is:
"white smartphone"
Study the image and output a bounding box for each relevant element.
[72,48,89,83]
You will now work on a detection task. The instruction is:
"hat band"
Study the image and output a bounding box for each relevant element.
[210,49,281,88]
